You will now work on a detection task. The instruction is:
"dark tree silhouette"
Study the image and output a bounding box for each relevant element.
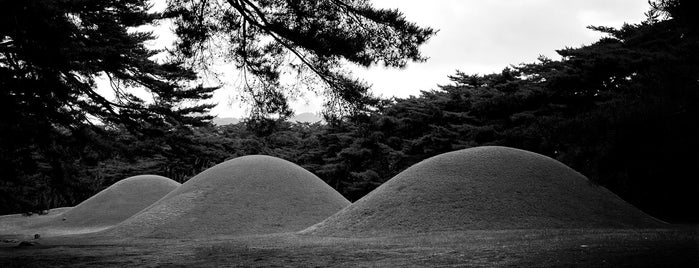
[0,0,216,132]
[166,0,435,117]
[0,0,216,213]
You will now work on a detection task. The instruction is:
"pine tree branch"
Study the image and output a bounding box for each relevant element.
[227,0,341,93]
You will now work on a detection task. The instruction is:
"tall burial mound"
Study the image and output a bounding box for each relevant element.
[106,155,350,238]
[40,175,180,230]
[302,146,664,237]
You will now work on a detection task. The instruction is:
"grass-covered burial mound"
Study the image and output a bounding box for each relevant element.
[106,155,350,238]
[42,175,180,230]
[302,146,664,237]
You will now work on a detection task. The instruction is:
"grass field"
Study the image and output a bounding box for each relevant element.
[1,227,696,267]
[1,149,695,267]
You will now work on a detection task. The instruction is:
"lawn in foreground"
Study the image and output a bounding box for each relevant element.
[1,228,696,267]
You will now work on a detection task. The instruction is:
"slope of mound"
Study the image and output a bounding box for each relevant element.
[39,175,180,230]
[0,207,72,234]
[302,146,664,237]
[106,155,350,238]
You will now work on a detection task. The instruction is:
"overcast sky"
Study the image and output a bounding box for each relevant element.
[277,0,649,118]
[105,0,651,118]
[354,0,648,96]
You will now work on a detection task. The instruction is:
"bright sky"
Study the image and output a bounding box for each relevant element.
[261,0,650,118]
[354,0,649,97]
[100,0,651,118]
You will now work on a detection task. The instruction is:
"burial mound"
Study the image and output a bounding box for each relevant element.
[41,175,180,230]
[106,155,350,238]
[302,146,664,237]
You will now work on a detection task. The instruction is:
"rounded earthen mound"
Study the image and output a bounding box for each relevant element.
[105,155,350,238]
[302,146,664,237]
[41,175,180,230]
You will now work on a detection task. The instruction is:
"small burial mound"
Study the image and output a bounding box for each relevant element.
[105,155,350,238]
[302,146,664,237]
[31,175,179,234]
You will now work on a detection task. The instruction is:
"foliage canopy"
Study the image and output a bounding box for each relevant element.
[0,0,216,211]
[166,0,435,117]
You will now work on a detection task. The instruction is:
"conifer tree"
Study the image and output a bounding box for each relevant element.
[0,0,216,213]
[166,0,435,118]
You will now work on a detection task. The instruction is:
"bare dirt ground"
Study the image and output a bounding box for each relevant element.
[1,227,696,267]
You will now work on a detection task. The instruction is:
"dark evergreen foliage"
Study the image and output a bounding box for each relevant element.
[0,0,216,213]
[166,0,435,118]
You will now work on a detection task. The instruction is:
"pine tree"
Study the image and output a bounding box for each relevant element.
[166,0,435,118]
[0,0,216,213]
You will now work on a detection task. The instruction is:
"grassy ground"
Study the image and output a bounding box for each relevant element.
[1,227,696,267]
[0,149,694,266]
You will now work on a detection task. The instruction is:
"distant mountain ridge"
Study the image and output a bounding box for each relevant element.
[211,112,322,126]
[211,117,240,126]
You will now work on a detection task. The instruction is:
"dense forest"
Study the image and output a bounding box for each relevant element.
[1,0,697,224]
